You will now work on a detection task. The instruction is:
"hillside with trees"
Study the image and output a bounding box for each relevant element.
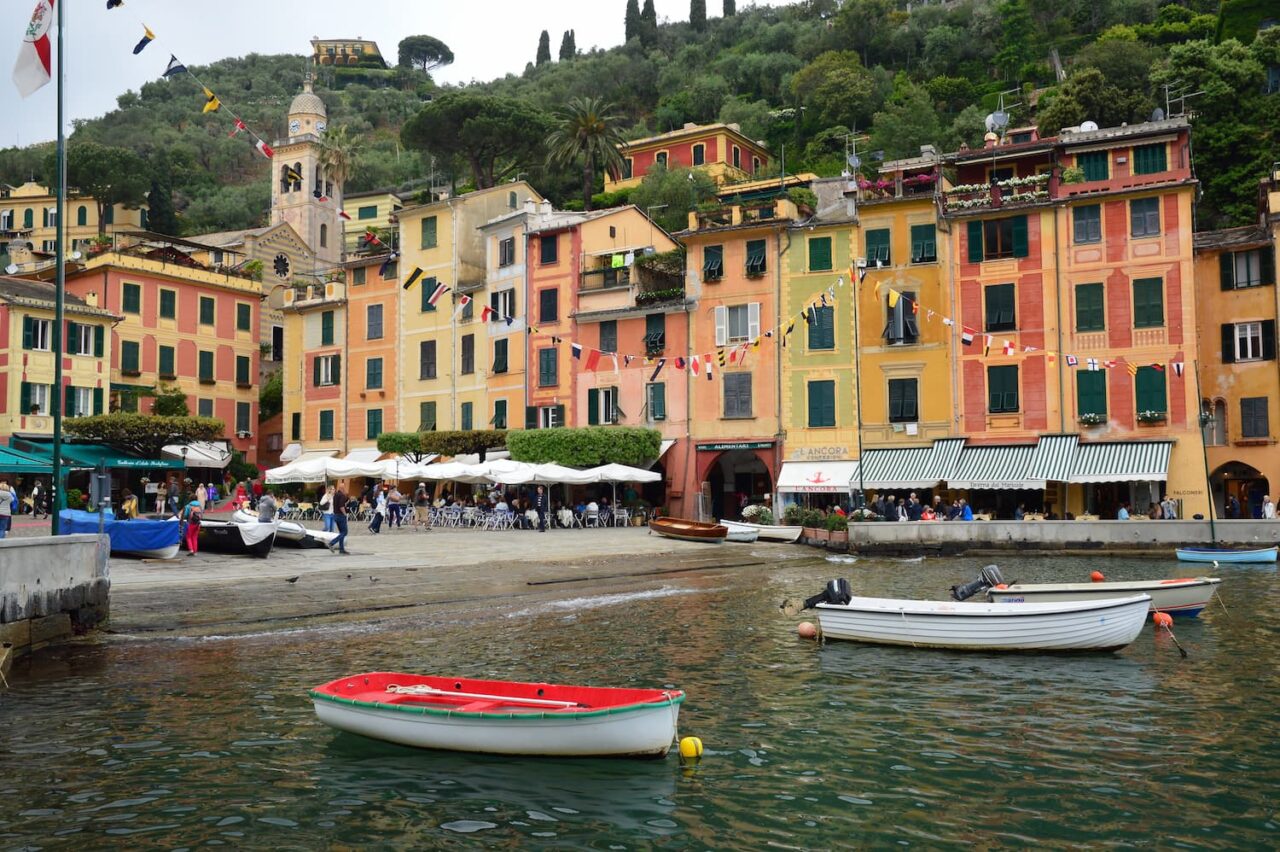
[2,0,1276,233]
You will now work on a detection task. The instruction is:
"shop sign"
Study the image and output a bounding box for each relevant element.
[696,441,774,452]
[789,446,850,461]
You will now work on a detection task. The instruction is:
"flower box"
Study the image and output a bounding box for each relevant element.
[1078,413,1106,426]
[1136,410,1167,424]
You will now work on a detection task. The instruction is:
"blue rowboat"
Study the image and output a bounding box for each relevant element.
[1175,546,1277,564]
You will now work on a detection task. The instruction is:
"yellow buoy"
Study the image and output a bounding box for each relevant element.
[678,736,703,761]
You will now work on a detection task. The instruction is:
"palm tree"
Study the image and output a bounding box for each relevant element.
[545,97,626,211]
[317,124,359,189]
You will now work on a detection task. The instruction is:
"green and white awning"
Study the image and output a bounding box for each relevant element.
[858,446,936,489]
[949,444,1040,490]
[1026,434,1079,483]
[1069,441,1173,483]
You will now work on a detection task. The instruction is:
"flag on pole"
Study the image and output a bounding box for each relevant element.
[650,358,666,381]
[378,252,398,278]
[401,267,424,290]
[426,282,450,306]
[571,343,583,360]
[162,54,186,78]
[132,24,155,55]
[254,138,274,159]
[202,88,221,113]
[229,118,247,138]
[13,0,56,98]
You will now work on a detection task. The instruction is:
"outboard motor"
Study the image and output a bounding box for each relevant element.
[803,578,853,609]
[950,565,1006,601]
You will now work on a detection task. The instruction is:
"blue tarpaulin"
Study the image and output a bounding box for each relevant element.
[59,510,181,554]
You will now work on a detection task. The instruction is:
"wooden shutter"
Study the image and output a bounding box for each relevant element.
[93,387,103,415]
[967,221,984,263]
[1221,324,1236,364]
[93,325,104,357]
[1262,246,1276,286]
[651,383,666,420]
[1220,253,1235,290]
[332,354,341,385]
[1011,216,1028,258]
[20,382,31,415]
[64,384,75,417]
[554,405,565,427]
[714,305,728,346]
[587,388,600,425]
[809,237,832,271]
[1261,319,1276,362]
[748,302,761,340]
[22,316,32,350]
[313,355,322,386]
[525,405,538,429]
[66,322,79,354]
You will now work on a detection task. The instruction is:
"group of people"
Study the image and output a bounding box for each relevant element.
[869,493,975,522]
[1117,496,1180,520]
[1225,493,1277,519]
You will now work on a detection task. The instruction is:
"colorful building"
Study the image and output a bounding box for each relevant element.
[310,37,386,68]
[1,180,147,269]
[280,280,346,459]
[62,237,264,463]
[0,276,118,439]
[341,189,405,255]
[397,183,542,435]
[344,252,400,452]
[941,116,1207,519]
[1192,166,1279,518]
[606,123,771,192]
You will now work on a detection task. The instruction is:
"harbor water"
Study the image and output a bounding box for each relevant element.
[1,554,1276,848]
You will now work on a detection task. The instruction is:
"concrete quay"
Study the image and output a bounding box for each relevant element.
[105,526,814,638]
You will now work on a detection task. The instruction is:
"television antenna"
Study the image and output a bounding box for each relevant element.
[841,129,870,178]
[984,88,1022,138]
[1162,82,1204,119]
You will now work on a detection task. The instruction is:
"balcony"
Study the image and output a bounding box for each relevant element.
[580,265,632,292]
[855,171,939,205]
[944,174,1051,214]
[689,197,801,232]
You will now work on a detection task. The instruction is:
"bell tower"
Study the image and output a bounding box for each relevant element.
[270,77,341,269]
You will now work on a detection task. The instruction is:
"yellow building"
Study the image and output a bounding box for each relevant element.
[342,189,405,255]
[311,37,386,68]
[1,180,147,268]
[396,183,541,434]
[1193,166,1280,518]
[0,276,119,438]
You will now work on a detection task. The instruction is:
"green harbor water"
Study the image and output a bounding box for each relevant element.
[1,554,1277,848]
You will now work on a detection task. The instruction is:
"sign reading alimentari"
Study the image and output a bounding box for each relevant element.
[696,441,774,452]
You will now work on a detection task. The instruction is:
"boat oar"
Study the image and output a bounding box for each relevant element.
[1152,612,1188,658]
[385,684,587,708]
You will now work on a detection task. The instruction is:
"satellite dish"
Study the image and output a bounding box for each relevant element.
[70,250,82,260]
[847,154,861,169]
[987,110,1010,133]
[1151,107,1165,122]
[4,264,18,275]
[1079,120,1099,132]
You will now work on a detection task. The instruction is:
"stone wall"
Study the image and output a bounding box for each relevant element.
[0,534,110,658]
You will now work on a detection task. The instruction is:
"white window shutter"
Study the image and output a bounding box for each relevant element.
[748,302,761,340]
[715,305,728,347]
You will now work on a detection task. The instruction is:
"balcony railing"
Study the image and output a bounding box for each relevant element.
[580,266,632,291]
[944,174,1051,213]
[856,172,938,203]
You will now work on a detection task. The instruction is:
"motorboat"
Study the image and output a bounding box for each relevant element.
[58,509,181,559]
[1175,546,1276,564]
[953,565,1223,617]
[195,519,277,558]
[649,517,727,543]
[718,520,759,543]
[309,671,684,758]
[232,509,336,549]
[804,578,1150,652]
[719,520,803,543]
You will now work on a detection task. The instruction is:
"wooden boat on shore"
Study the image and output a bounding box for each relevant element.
[650,517,727,544]
[232,509,336,549]
[986,577,1222,617]
[805,579,1150,652]
[1175,546,1276,564]
[309,672,684,758]
[719,520,803,543]
[717,520,759,543]
[195,519,277,558]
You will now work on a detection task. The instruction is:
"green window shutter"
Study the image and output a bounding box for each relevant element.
[587,388,600,425]
[493,399,507,429]
[808,236,832,271]
[319,410,334,440]
[331,354,341,386]
[321,310,334,345]
[419,401,438,431]
[459,402,472,432]
[313,355,322,386]
[1135,366,1166,413]
[967,220,984,263]
[198,349,213,380]
[1133,143,1166,175]
[236,356,250,385]
[988,365,1019,413]
[1133,278,1164,328]
[1079,151,1109,182]
[122,341,140,372]
[807,382,819,426]
[1077,371,1107,417]
[236,303,251,331]
[159,289,176,319]
[93,387,103,415]
[866,229,890,265]
[985,283,1015,331]
[1075,283,1104,332]
[22,316,33,350]
[159,346,174,376]
[554,404,565,426]
[66,322,79,354]
[1260,319,1276,361]
[421,216,437,248]
[65,384,75,417]
[651,383,666,420]
[910,224,936,262]
[93,325,104,357]
[808,380,835,427]
[1011,215,1028,258]
[1219,253,1235,290]
[20,382,31,415]
[420,277,438,312]
[808,306,835,350]
[525,405,538,429]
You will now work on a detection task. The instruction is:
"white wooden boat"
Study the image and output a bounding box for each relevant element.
[310,672,684,758]
[806,581,1151,652]
[718,520,760,543]
[232,509,336,549]
[987,577,1222,617]
[1175,546,1277,564]
[721,520,802,543]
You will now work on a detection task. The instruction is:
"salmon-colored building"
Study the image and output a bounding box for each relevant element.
[344,252,400,450]
[606,123,771,192]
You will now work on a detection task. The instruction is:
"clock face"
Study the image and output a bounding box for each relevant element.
[273,254,291,279]
[289,119,301,135]
[316,121,327,133]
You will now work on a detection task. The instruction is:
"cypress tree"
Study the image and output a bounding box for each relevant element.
[624,0,641,43]
[145,152,179,236]
[559,29,576,61]
[723,0,735,16]
[640,0,658,46]
[536,30,551,65]
[690,0,706,31]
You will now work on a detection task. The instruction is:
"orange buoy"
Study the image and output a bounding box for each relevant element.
[1090,571,1105,583]
[1153,612,1173,628]
[993,583,1008,590]
[797,621,818,639]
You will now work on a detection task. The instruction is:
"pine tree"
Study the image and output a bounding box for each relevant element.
[559,29,576,61]
[536,30,551,66]
[625,0,642,42]
[640,0,658,46]
[723,0,735,16]
[690,0,707,31]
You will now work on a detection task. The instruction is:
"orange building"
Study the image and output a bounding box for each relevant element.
[344,252,400,451]
[606,123,771,192]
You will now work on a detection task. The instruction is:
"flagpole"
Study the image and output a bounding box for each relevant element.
[1191,359,1217,543]
[50,0,67,535]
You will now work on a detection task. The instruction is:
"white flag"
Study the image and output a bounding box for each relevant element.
[13,0,55,98]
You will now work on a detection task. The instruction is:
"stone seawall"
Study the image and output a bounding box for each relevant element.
[0,535,110,659]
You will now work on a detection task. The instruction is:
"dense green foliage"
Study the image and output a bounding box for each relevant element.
[48,142,148,235]
[536,31,552,66]
[4,1,1276,231]
[151,384,190,417]
[507,426,662,467]
[258,370,283,422]
[377,430,508,460]
[64,414,225,458]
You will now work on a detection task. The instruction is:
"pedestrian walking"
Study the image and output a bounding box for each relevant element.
[196,483,208,512]
[30,480,47,519]
[320,485,336,532]
[1263,495,1276,520]
[369,487,386,534]
[534,485,549,532]
[414,483,432,528]
[1226,494,1241,519]
[330,486,350,554]
[0,479,12,539]
[257,491,278,523]
[181,498,202,554]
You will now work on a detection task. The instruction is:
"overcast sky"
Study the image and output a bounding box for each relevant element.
[2,0,793,147]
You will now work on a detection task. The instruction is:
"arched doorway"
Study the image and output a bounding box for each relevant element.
[706,449,772,521]
[1211,461,1269,519]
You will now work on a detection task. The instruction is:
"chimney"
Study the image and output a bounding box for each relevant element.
[539,199,552,216]
[524,199,537,216]
[83,291,98,307]
[983,132,998,151]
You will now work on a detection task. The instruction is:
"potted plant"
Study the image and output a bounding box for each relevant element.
[800,508,828,544]
[1137,409,1167,424]
[825,513,849,547]
[1079,412,1106,426]
[742,504,774,526]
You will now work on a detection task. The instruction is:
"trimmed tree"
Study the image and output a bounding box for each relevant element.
[536,30,552,65]
[691,0,707,32]
[625,0,642,42]
[64,414,226,460]
[640,0,659,47]
[507,427,661,467]
[48,142,148,236]
[377,430,508,462]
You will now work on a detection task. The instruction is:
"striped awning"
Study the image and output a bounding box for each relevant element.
[858,446,935,489]
[948,444,1041,490]
[1026,434,1079,482]
[1069,441,1173,483]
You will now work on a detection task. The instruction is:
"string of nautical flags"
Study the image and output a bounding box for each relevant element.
[107,1,274,161]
